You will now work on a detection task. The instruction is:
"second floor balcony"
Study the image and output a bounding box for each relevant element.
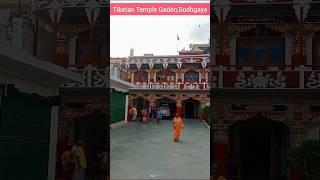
[131,82,210,91]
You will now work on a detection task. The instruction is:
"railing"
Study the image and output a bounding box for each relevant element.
[131,82,210,90]
[61,65,108,88]
[211,65,320,89]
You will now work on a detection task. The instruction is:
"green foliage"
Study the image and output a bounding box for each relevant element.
[201,106,211,126]
[288,140,320,180]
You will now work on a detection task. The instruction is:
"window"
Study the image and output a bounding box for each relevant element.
[237,38,284,66]
[184,70,199,83]
[156,70,175,83]
[76,38,107,65]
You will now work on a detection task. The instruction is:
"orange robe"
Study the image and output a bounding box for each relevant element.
[173,117,183,140]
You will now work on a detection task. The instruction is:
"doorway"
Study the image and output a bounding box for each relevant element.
[229,115,288,180]
[156,97,176,119]
[183,99,200,119]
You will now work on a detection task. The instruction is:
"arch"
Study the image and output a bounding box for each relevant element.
[228,113,289,179]
[156,97,177,119]
[184,70,199,83]
[182,98,200,119]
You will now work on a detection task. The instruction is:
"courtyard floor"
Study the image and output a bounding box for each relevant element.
[110,118,210,180]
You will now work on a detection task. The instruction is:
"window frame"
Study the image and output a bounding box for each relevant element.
[237,37,285,66]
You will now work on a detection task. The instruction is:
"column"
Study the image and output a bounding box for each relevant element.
[49,6,63,64]
[181,72,185,83]
[154,71,157,82]
[285,36,292,66]
[68,35,77,65]
[289,127,305,180]
[86,6,100,64]
[147,71,151,83]
[47,107,59,180]
[213,124,229,179]
[131,72,134,84]
[125,95,129,122]
[176,101,182,117]
[205,71,209,83]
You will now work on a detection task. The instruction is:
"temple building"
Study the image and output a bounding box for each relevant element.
[212,0,320,180]
[117,44,210,119]
[31,0,109,179]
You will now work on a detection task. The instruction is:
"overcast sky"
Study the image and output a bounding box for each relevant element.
[110,16,210,57]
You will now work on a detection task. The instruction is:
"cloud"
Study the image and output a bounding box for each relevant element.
[188,22,210,43]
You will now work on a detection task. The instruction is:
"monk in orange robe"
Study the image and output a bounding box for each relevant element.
[172,113,184,142]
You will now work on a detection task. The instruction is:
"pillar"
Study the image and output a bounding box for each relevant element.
[49,6,63,64]
[289,127,305,180]
[85,5,100,64]
[213,124,229,179]
[125,95,129,122]
[176,101,182,117]
[131,72,134,84]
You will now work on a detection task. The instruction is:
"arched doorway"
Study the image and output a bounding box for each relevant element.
[229,114,288,180]
[156,97,176,119]
[182,98,200,119]
[133,97,149,119]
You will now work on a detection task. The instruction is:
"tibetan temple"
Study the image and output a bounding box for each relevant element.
[118,44,210,119]
[212,0,320,180]
[32,0,109,179]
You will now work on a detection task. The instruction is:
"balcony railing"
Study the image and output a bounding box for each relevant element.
[131,82,210,90]
[211,65,320,89]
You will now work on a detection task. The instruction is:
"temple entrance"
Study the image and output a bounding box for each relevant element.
[156,97,176,119]
[229,114,288,180]
[182,99,200,119]
[68,111,106,178]
[133,97,149,119]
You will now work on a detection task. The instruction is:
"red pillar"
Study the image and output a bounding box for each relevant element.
[213,142,228,178]
[213,124,229,179]
[176,102,182,117]
[291,165,303,180]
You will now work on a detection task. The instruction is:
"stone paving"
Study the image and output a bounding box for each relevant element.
[110,119,210,180]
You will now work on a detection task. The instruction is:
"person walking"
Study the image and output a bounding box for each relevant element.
[145,107,149,123]
[148,107,152,122]
[157,108,162,124]
[172,113,184,142]
[128,105,132,122]
[131,106,137,121]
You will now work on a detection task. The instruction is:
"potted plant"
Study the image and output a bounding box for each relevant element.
[201,106,211,126]
[288,140,320,180]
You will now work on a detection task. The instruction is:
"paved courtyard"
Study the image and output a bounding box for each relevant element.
[110,119,210,180]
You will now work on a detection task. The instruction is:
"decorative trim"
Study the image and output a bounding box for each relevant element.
[234,71,286,88]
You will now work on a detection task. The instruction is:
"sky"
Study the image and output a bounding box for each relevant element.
[110,16,210,57]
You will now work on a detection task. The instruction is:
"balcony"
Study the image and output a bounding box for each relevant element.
[211,65,320,89]
[131,82,210,90]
